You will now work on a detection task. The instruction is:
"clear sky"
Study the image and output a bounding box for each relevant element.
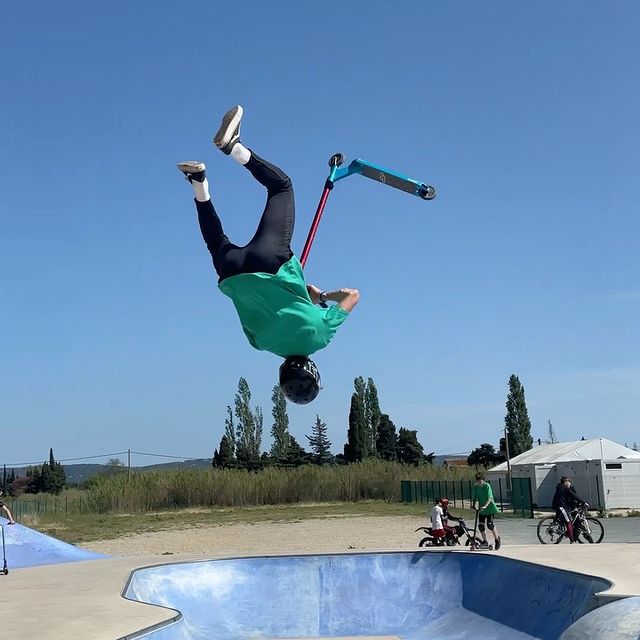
[2,1,639,466]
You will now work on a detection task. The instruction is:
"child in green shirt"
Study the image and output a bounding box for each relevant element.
[472,472,502,550]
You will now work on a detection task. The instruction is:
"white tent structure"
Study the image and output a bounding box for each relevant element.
[486,439,640,510]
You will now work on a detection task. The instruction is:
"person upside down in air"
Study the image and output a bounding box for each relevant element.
[178,106,359,404]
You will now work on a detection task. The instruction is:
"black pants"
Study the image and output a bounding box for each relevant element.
[196,152,294,282]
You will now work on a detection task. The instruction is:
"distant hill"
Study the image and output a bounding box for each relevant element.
[6,459,213,486]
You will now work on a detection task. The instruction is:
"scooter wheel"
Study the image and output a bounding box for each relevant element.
[419,184,436,200]
[329,153,344,168]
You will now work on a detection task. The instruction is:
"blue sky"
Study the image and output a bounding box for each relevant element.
[2,1,639,466]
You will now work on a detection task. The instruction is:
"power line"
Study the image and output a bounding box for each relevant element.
[1,451,129,467]
[130,451,203,461]
[0,449,206,468]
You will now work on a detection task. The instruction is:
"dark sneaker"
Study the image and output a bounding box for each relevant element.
[495,536,501,550]
[177,161,206,183]
[479,540,490,548]
[213,105,243,154]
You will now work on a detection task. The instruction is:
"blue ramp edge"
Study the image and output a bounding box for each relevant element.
[124,551,612,640]
[2,517,105,569]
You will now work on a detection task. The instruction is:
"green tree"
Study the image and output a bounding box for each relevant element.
[285,435,309,467]
[365,378,382,456]
[467,443,505,467]
[344,380,368,462]
[213,434,235,468]
[234,378,262,468]
[306,415,333,465]
[25,465,42,494]
[397,428,426,465]
[254,405,264,461]
[504,374,533,457]
[224,405,236,460]
[376,414,398,461]
[270,384,290,461]
[105,458,125,476]
[40,448,66,495]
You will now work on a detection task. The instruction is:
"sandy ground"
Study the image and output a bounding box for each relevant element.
[82,514,640,557]
[84,515,422,556]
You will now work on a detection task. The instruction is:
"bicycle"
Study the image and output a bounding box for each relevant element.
[536,504,604,544]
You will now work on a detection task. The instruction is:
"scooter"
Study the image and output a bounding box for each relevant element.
[469,509,493,551]
[300,153,436,268]
[1,524,8,574]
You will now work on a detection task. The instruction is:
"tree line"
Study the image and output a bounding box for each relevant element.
[212,376,435,470]
[3,448,66,496]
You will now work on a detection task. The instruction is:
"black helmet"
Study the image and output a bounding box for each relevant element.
[279,356,321,405]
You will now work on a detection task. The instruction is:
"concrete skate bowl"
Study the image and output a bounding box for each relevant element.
[124,551,615,640]
[1,520,104,569]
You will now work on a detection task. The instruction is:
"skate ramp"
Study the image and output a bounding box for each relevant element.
[125,551,611,640]
[1,518,104,569]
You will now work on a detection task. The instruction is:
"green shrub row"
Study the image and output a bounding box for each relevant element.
[85,460,476,513]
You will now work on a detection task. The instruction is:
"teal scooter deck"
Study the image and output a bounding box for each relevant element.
[332,157,436,200]
[300,152,436,266]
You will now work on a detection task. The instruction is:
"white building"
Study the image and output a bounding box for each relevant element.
[486,438,640,510]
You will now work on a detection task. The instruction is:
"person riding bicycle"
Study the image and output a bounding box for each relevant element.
[441,498,461,544]
[552,476,588,543]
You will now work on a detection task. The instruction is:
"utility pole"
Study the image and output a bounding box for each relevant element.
[127,449,131,482]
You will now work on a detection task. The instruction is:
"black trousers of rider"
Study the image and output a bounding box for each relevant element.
[196,151,294,282]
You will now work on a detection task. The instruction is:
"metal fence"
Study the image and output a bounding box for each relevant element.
[401,477,533,517]
[2,496,90,519]
[511,477,534,518]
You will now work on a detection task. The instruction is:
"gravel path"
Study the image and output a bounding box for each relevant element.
[83,514,640,557]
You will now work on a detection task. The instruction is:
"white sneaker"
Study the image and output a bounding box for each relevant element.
[177,161,206,183]
[213,105,243,154]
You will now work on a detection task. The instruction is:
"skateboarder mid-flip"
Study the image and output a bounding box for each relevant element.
[177,106,359,404]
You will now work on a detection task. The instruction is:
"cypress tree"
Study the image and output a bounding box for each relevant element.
[41,448,66,495]
[344,389,368,462]
[505,374,534,457]
[365,378,382,456]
